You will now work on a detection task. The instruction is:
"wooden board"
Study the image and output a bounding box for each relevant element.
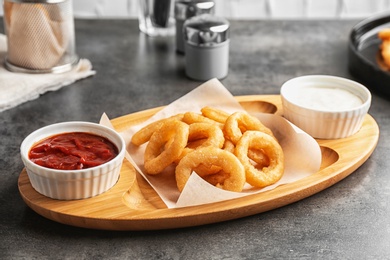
[18,95,380,231]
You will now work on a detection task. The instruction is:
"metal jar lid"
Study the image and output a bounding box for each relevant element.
[175,0,215,21]
[184,14,229,47]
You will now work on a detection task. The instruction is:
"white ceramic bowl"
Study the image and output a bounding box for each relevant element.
[20,122,126,200]
[280,75,371,139]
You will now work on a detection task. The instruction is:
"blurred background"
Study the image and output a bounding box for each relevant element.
[0,0,389,20]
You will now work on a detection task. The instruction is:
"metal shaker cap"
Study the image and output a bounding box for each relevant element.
[175,0,215,21]
[184,14,229,47]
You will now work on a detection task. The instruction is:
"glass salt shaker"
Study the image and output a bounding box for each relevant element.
[183,14,230,81]
[174,0,215,53]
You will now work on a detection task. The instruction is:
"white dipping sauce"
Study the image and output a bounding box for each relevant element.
[294,86,363,111]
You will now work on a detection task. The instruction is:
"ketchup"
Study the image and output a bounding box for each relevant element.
[29,132,118,170]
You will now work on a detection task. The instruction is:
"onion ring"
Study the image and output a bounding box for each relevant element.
[201,106,229,124]
[193,164,222,176]
[187,123,224,149]
[224,111,274,144]
[175,147,246,192]
[248,148,270,168]
[235,131,284,188]
[202,170,230,187]
[223,139,235,153]
[131,114,184,146]
[224,138,269,167]
[182,112,223,127]
[176,122,225,162]
[144,120,189,175]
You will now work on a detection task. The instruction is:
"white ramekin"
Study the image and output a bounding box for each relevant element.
[280,75,371,139]
[20,122,126,200]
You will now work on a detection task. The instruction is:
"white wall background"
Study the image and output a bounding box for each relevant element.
[1,0,390,19]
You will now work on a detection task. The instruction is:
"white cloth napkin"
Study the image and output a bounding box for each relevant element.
[0,34,96,113]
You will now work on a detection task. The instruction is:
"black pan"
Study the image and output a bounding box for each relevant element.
[348,12,390,98]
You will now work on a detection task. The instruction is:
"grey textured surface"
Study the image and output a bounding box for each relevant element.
[1,19,390,259]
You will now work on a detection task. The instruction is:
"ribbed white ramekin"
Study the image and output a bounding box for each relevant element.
[281,75,371,139]
[20,122,125,200]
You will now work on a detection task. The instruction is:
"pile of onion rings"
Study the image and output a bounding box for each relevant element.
[131,107,285,192]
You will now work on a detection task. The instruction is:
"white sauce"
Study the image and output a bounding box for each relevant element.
[294,87,363,111]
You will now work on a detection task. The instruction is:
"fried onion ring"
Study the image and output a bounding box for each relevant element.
[379,28,390,40]
[378,29,390,68]
[193,164,222,176]
[131,114,184,146]
[176,122,225,162]
[223,139,235,153]
[224,111,274,144]
[175,147,246,192]
[225,139,270,167]
[182,112,223,127]
[187,123,224,148]
[144,120,189,175]
[202,170,230,187]
[248,148,270,168]
[201,106,230,124]
[235,131,284,188]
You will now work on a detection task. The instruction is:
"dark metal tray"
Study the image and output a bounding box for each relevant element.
[348,12,390,98]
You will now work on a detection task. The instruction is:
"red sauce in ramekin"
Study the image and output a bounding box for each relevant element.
[28,132,118,170]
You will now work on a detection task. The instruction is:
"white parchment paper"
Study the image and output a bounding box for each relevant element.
[102,79,322,208]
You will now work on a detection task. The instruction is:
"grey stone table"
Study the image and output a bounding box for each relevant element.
[1,19,389,259]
